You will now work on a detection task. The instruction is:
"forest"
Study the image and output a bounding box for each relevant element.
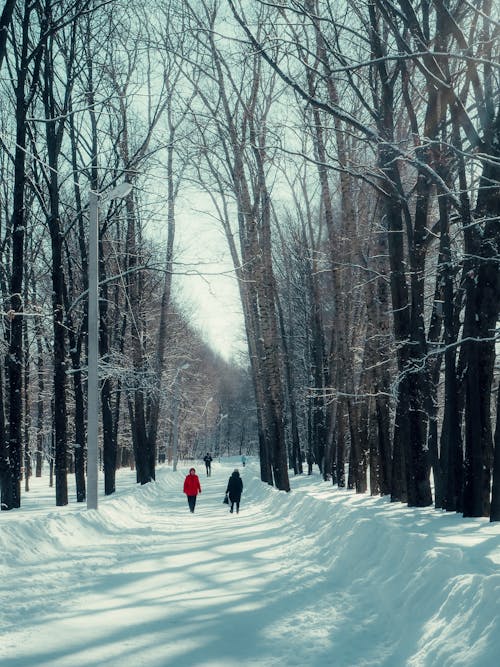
[0,0,498,521]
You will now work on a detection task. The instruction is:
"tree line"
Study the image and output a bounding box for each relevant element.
[0,0,258,510]
[0,0,498,521]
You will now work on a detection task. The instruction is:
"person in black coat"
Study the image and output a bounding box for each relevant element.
[203,453,213,476]
[225,469,243,514]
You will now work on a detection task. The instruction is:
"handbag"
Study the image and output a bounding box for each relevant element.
[223,494,229,504]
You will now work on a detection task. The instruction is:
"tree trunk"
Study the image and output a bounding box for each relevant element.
[34,310,45,479]
[461,136,499,517]
[22,274,31,492]
[0,363,7,506]
[3,7,32,509]
[276,288,302,474]
[67,109,88,503]
[490,386,500,522]
[0,0,16,72]
[43,25,73,506]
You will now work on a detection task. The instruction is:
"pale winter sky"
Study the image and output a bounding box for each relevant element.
[174,198,246,362]
[1,459,499,667]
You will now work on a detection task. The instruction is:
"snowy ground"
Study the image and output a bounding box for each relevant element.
[1,458,499,667]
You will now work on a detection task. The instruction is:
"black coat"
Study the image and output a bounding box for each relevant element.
[226,472,243,501]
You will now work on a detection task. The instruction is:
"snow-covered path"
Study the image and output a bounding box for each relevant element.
[2,462,318,667]
[1,459,499,667]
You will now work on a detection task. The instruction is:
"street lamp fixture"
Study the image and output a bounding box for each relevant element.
[87,182,133,510]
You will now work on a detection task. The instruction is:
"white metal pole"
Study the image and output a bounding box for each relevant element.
[87,191,99,510]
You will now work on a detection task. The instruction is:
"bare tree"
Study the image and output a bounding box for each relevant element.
[181,0,290,490]
[2,0,47,510]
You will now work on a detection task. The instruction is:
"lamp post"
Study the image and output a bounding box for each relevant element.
[87,182,132,510]
[216,412,227,458]
[171,362,190,472]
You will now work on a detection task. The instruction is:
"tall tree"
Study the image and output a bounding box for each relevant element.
[0,0,16,72]
[183,0,290,489]
[2,0,47,510]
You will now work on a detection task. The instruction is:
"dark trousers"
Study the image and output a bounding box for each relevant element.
[230,498,240,513]
[187,495,197,513]
[205,464,211,477]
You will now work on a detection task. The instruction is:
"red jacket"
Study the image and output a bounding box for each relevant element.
[183,471,201,496]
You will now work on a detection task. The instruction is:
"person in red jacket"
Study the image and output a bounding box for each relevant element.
[183,467,201,513]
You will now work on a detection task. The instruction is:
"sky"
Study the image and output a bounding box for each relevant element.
[173,195,247,363]
[1,459,499,667]
[144,182,246,363]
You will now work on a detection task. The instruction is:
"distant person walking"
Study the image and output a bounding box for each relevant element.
[241,454,246,467]
[183,468,201,513]
[225,469,243,514]
[203,453,213,477]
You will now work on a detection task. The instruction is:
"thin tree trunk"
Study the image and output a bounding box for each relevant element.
[22,251,31,492]
[4,4,31,509]
[490,386,500,522]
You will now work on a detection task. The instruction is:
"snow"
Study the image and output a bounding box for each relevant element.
[1,459,499,667]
